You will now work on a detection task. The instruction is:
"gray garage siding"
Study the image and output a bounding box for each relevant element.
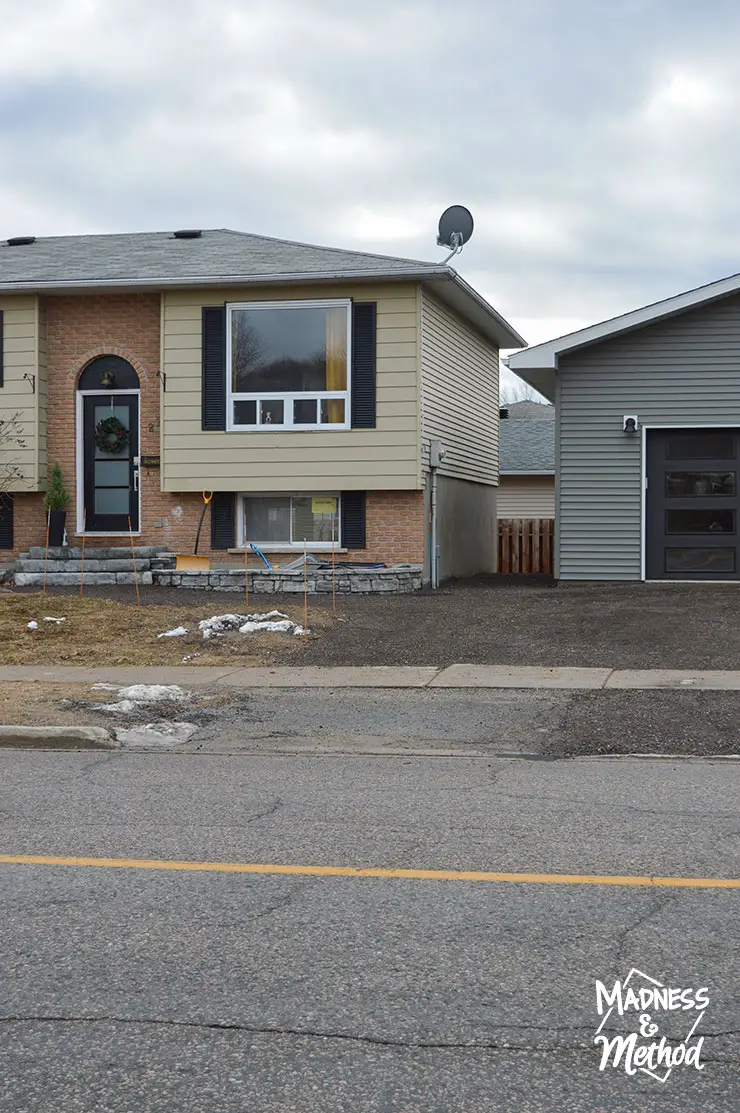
[558,291,740,580]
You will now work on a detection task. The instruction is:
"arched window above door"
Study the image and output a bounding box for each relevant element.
[78,356,139,391]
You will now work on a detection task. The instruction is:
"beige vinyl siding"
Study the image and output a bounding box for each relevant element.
[161,283,421,492]
[37,301,48,480]
[497,475,555,518]
[0,295,44,491]
[420,288,499,485]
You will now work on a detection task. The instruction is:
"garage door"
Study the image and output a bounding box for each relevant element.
[646,428,740,579]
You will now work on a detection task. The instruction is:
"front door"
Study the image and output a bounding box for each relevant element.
[646,428,739,579]
[83,394,139,533]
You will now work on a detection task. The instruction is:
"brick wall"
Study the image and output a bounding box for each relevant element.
[45,292,162,547]
[3,293,426,567]
[364,491,425,565]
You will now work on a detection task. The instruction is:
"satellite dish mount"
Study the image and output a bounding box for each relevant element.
[436,205,474,264]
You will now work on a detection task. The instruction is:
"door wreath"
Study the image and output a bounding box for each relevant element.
[94,416,129,454]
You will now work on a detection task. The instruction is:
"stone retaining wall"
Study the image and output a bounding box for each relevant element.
[153,566,423,593]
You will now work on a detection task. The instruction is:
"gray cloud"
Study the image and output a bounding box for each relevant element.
[2,0,740,351]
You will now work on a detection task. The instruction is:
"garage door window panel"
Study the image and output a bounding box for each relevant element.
[665,509,735,534]
[665,548,735,574]
[665,472,735,497]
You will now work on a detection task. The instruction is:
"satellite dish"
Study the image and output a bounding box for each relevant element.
[437,205,474,261]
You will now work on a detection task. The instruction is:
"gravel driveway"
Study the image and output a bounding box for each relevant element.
[296,578,740,669]
[16,576,740,669]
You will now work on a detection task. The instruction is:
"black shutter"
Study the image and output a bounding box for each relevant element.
[0,493,13,550]
[202,306,226,431]
[351,302,376,429]
[210,492,235,550]
[341,491,366,549]
[0,310,4,387]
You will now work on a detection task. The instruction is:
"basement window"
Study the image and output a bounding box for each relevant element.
[227,300,351,431]
[237,494,340,549]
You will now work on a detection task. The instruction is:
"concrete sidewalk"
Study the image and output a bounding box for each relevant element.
[4,663,740,689]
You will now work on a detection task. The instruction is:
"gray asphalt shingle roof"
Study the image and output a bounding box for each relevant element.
[0,228,444,286]
[0,227,526,349]
[500,410,555,473]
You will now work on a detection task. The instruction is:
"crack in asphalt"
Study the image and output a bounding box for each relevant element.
[613,892,680,981]
[473,788,739,821]
[0,1015,736,1059]
[244,796,283,824]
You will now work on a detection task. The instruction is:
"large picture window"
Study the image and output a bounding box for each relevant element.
[238,494,341,550]
[227,299,351,431]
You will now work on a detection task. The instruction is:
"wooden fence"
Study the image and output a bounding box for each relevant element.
[498,518,554,575]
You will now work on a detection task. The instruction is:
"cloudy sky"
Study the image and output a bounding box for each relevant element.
[2,0,739,386]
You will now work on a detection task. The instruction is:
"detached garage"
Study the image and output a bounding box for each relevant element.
[508,274,740,581]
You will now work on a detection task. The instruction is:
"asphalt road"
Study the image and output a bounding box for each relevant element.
[1,747,738,1112]
[118,685,740,758]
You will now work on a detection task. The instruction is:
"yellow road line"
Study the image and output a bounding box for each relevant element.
[0,853,738,889]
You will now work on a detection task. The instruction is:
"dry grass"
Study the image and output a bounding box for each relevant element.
[0,592,332,667]
[0,682,118,724]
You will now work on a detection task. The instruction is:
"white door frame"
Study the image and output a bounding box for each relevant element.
[640,423,740,581]
[75,389,142,536]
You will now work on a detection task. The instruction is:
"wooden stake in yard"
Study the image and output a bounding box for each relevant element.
[303,537,309,632]
[79,511,87,598]
[244,531,249,612]
[42,511,50,595]
[331,513,336,614]
[127,516,141,607]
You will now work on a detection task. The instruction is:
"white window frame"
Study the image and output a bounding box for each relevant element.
[226,298,352,432]
[236,493,341,551]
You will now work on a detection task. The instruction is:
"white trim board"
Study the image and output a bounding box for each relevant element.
[508,270,740,374]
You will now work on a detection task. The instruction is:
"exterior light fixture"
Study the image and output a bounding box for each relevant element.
[623,415,638,435]
[101,369,116,389]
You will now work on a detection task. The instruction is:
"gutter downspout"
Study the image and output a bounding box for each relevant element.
[430,466,438,589]
[429,439,445,589]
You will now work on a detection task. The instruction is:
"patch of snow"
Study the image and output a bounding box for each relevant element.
[26,620,38,630]
[197,611,290,639]
[198,613,249,639]
[239,619,305,635]
[117,684,187,703]
[96,699,139,714]
[157,626,189,639]
[115,720,200,747]
[93,683,189,715]
[182,653,200,663]
[43,616,66,624]
[91,683,120,692]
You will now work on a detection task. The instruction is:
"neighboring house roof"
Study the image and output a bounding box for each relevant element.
[0,227,524,349]
[499,409,555,474]
[503,400,554,420]
[506,269,740,400]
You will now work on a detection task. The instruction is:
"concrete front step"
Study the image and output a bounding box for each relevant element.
[17,559,148,573]
[25,546,172,560]
[14,571,154,587]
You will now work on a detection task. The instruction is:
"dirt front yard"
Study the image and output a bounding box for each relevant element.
[0,590,332,667]
[7,577,740,670]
